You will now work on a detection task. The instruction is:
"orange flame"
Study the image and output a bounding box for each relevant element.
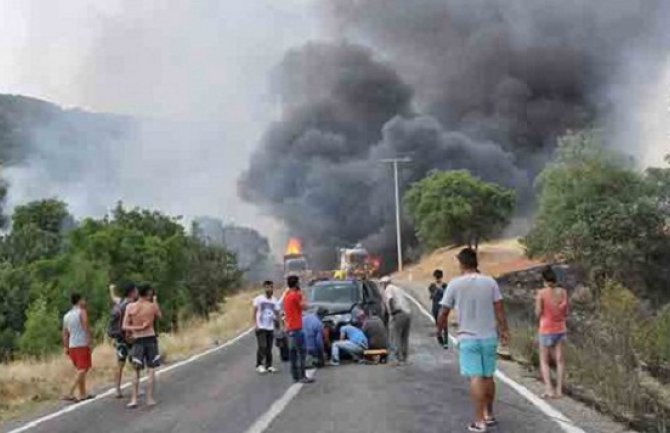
[285,237,303,256]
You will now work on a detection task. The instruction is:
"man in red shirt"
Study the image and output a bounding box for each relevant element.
[283,275,315,383]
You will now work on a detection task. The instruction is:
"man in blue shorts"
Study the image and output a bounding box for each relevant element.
[437,248,510,433]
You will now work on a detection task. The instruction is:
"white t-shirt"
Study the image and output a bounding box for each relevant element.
[440,273,503,340]
[253,295,279,331]
[384,284,411,315]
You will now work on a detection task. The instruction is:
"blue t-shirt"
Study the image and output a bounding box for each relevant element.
[302,313,324,354]
[340,325,368,348]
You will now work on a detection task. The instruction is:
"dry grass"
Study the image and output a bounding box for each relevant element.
[0,290,258,422]
[159,290,257,363]
[398,239,541,282]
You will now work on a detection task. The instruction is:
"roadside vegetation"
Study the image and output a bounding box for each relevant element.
[403,130,670,431]
[0,200,243,361]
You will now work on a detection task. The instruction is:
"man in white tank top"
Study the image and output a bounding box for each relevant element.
[62,293,93,402]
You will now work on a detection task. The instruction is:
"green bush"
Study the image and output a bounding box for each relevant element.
[18,297,61,357]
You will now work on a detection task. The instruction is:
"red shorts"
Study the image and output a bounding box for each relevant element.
[69,347,92,370]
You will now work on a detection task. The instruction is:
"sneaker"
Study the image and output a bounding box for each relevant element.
[328,360,340,367]
[267,366,278,373]
[256,365,267,374]
[467,422,487,432]
[299,377,315,384]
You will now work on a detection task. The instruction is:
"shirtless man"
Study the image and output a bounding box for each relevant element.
[122,283,162,408]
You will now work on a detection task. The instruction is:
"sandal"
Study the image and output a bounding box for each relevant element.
[61,395,78,402]
[467,422,488,432]
[485,416,498,426]
[126,402,138,409]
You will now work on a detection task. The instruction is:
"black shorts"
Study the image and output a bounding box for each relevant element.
[114,338,131,363]
[131,336,161,369]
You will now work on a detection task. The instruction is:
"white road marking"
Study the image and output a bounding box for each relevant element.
[402,289,587,433]
[7,327,255,433]
[242,369,316,433]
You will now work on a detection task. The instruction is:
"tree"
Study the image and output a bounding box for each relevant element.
[404,170,516,251]
[183,239,243,319]
[524,131,669,298]
[0,199,73,264]
[0,263,31,360]
[12,199,72,233]
[18,297,61,357]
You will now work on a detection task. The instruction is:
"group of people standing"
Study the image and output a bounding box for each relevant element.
[252,275,315,383]
[61,282,162,409]
[61,247,568,432]
[252,273,416,383]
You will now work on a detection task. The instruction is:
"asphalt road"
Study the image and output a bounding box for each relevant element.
[3,292,567,433]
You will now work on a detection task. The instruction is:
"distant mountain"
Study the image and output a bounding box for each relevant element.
[0,94,134,166]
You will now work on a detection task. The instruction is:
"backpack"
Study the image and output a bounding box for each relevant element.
[107,299,129,339]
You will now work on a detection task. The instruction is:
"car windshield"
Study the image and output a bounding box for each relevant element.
[309,282,359,304]
[285,258,307,272]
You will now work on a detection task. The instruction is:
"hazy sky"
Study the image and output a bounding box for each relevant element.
[0,0,319,117]
[0,0,321,246]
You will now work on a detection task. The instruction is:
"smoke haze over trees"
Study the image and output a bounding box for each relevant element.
[193,217,273,283]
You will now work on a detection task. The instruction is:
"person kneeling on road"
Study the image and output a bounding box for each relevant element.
[303,307,327,368]
[330,323,368,366]
[362,314,388,351]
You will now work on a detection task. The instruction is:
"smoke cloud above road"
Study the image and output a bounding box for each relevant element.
[1,0,668,267]
[240,0,670,267]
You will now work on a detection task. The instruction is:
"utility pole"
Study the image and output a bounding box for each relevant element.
[381,157,412,272]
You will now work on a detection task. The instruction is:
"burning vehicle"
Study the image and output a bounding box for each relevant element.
[336,244,381,279]
[283,237,312,281]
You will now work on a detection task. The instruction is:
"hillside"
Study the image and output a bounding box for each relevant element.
[398,239,542,282]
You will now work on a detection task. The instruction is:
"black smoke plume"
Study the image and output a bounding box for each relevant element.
[240,1,670,270]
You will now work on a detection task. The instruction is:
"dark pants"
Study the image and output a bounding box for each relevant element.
[432,304,448,345]
[256,329,274,368]
[288,330,306,381]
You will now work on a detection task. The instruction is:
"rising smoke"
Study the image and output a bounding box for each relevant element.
[240,0,670,269]
[1,1,667,269]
